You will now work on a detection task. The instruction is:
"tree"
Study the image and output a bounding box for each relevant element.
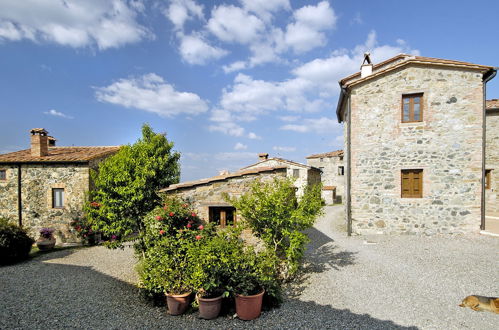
[85,124,180,249]
[229,178,323,277]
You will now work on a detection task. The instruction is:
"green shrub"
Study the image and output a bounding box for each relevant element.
[229,178,323,278]
[0,218,34,265]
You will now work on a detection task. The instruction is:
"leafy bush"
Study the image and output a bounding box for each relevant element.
[0,218,34,265]
[229,178,323,277]
[85,124,180,249]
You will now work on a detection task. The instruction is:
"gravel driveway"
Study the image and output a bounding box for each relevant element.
[1,206,498,329]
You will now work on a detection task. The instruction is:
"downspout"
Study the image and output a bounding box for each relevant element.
[17,164,22,227]
[346,89,352,236]
[481,68,497,230]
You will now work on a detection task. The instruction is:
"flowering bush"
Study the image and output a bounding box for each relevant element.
[39,227,55,239]
[70,217,98,244]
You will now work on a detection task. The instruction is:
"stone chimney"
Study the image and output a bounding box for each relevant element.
[360,52,373,78]
[30,128,49,157]
[48,136,56,147]
[258,153,269,161]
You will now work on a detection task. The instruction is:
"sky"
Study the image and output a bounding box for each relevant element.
[1,0,498,182]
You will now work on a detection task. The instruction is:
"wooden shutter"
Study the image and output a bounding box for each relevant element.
[402,169,423,198]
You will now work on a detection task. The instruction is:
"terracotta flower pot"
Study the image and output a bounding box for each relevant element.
[235,290,264,320]
[197,294,223,320]
[166,292,191,315]
[36,236,56,251]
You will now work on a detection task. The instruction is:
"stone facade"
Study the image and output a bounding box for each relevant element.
[0,129,119,242]
[306,151,345,204]
[337,55,495,235]
[486,103,499,215]
[241,156,321,196]
[161,168,287,224]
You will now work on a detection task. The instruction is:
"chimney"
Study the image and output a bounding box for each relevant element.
[360,52,373,78]
[258,153,269,161]
[48,136,56,147]
[30,128,49,157]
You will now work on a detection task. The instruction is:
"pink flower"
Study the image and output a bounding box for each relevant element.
[169,212,174,217]
[186,223,192,228]
[182,203,188,208]
[198,225,204,230]
[191,212,197,217]
[155,215,163,221]
[111,235,117,239]
[195,235,202,240]
[159,230,165,235]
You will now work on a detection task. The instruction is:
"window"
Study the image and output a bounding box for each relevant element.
[319,167,324,172]
[485,169,492,190]
[338,166,344,176]
[52,188,64,208]
[401,169,423,198]
[0,170,6,180]
[402,93,423,122]
[293,169,300,178]
[320,158,324,162]
[209,207,236,228]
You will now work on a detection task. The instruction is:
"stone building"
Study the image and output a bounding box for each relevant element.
[336,53,496,235]
[306,150,344,204]
[486,99,499,232]
[0,128,119,241]
[240,153,321,196]
[160,166,287,226]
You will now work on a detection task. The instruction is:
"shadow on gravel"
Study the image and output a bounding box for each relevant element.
[0,257,418,329]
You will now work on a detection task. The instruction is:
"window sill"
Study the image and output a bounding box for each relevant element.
[399,121,426,128]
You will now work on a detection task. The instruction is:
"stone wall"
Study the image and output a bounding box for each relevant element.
[307,156,345,204]
[163,169,287,223]
[244,159,319,196]
[348,65,484,235]
[486,110,499,215]
[0,165,21,222]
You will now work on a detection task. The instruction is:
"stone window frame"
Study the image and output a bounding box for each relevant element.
[292,168,300,178]
[485,169,492,190]
[338,166,345,176]
[48,183,66,209]
[0,169,6,181]
[401,169,423,198]
[209,206,237,228]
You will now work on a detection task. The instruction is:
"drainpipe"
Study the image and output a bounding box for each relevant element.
[481,68,497,230]
[346,90,352,236]
[17,164,22,227]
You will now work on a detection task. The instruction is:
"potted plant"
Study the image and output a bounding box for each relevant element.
[189,227,231,319]
[36,227,56,251]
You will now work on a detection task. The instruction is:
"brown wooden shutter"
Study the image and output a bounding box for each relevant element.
[402,169,423,198]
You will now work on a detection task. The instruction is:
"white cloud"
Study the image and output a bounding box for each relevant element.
[234,142,247,150]
[214,151,256,161]
[248,132,261,140]
[207,5,264,44]
[178,33,228,65]
[281,117,340,134]
[43,109,73,119]
[239,0,290,22]
[165,0,204,31]
[273,146,295,152]
[95,73,208,117]
[208,121,245,137]
[279,115,299,122]
[0,0,151,50]
[284,1,336,53]
[223,61,248,73]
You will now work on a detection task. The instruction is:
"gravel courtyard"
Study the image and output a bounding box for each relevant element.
[1,206,498,329]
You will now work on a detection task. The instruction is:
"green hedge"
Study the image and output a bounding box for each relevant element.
[0,218,34,265]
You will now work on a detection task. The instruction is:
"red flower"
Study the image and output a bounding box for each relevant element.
[198,225,204,230]
[186,223,192,228]
[155,215,163,221]
[159,230,165,235]
[163,205,168,210]
[169,212,174,217]
[191,212,197,217]
[195,235,202,240]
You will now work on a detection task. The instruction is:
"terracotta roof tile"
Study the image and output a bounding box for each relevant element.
[0,146,120,163]
[487,99,499,110]
[307,150,344,159]
[322,186,336,191]
[160,166,287,192]
[341,54,494,86]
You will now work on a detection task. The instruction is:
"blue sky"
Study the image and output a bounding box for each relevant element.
[1,0,498,182]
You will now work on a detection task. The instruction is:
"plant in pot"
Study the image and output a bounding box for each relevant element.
[36,227,56,251]
[189,226,234,319]
[138,230,195,316]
